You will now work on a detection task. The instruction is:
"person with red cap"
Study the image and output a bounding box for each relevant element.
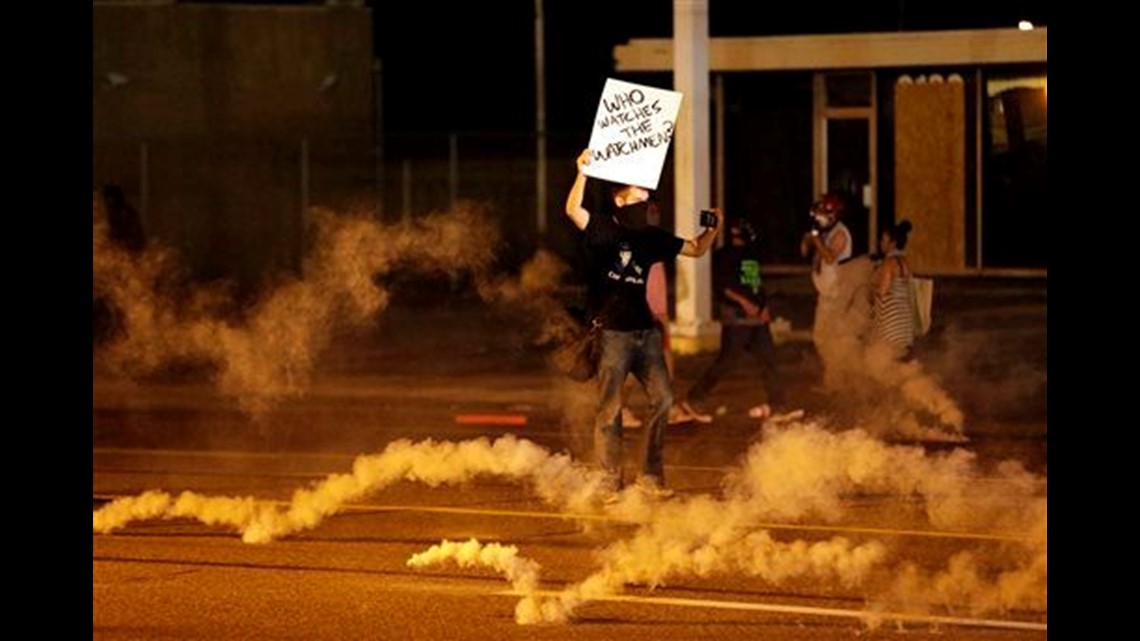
[800,193,871,388]
[802,193,852,286]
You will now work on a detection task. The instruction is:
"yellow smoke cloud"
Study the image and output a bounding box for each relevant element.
[95,421,1045,623]
[93,202,501,415]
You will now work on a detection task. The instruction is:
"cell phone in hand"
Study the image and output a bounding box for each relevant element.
[700,209,718,228]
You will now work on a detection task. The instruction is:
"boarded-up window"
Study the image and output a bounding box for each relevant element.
[894,76,966,272]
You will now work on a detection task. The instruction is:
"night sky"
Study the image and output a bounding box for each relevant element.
[182,1,1047,136]
[370,0,1049,135]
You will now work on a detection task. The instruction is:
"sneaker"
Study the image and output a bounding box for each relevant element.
[678,401,713,425]
[634,476,674,500]
[767,408,806,425]
[748,403,772,420]
[621,407,643,429]
[597,475,623,506]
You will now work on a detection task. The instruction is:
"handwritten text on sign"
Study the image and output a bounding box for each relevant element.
[584,79,683,190]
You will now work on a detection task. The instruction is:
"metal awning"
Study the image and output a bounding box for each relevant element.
[615,27,1047,72]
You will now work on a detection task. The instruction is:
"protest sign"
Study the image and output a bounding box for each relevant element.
[583,78,683,190]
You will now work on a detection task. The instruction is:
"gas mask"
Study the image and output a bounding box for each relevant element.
[811,211,836,232]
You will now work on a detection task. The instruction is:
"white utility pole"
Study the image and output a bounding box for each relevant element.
[671,0,716,352]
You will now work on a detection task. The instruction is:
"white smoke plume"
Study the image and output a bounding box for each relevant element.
[92,490,271,535]
[817,341,966,441]
[880,546,1047,618]
[93,435,611,543]
[873,493,1047,618]
[722,421,1046,619]
[523,516,888,623]
[465,420,1045,623]
[93,422,1045,622]
[472,248,598,458]
[805,254,965,439]
[93,201,501,415]
[406,532,884,626]
[474,248,586,360]
[923,323,1047,422]
[407,539,550,624]
[862,343,966,435]
[723,422,1043,533]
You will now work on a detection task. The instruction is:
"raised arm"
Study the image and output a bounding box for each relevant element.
[563,149,593,231]
[809,225,849,265]
[679,208,724,257]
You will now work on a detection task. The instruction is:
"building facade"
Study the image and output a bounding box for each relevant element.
[93,1,375,289]
[614,28,1048,274]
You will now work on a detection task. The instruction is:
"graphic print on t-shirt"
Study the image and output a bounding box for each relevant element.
[740,259,762,294]
[608,241,646,285]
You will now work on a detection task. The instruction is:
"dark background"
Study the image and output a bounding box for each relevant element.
[187,0,1049,136]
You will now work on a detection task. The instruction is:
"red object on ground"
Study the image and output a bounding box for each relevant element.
[454,414,528,426]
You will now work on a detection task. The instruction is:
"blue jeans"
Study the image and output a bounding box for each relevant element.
[594,328,673,488]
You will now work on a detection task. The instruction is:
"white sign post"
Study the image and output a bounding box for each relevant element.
[583,78,684,190]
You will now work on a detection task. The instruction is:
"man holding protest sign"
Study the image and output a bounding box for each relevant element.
[563,79,724,499]
[565,147,722,499]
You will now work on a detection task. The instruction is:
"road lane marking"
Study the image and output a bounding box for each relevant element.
[93,449,1045,485]
[91,493,1035,542]
[497,588,1047,632]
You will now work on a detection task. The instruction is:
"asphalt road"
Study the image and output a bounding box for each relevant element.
[92,277,1047,639]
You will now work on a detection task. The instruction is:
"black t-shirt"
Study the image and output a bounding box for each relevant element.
[715,245,767,323]
[584,214,684,331]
